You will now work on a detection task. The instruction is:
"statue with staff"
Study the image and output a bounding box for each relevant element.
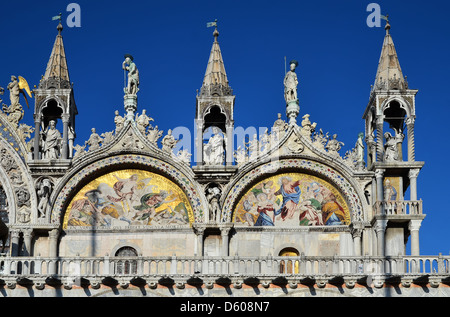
[122,54,140,95]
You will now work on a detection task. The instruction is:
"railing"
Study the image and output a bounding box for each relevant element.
[373,200,423,216]
[0,255,448,278]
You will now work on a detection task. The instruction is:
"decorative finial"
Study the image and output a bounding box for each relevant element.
[52,13,63,34]
[381,14,390,34]
[207,19,219,40]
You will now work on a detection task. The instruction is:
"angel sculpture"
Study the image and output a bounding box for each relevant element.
[2,76,32,128]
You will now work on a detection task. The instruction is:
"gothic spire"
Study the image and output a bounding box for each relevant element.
[373,18,408,91]
[199,26,233,96]
[39,21,71,89]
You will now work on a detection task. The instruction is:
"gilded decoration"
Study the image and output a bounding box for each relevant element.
[63,169,194,229]
[233,173,350,227]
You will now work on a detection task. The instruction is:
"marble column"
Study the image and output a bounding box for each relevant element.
[351,223,364,256]
[48,229,59,274]
[375,117,384,162]
[61,113,70,159]
[195,119,204,166]
[33,114,41,160]
[22,228,33,256]
[406,117,415,162]
[409,220,422,256]
[226,123,234,166]
[220,227,231,256]
[374,219,388,257]
[10,230,20,257]
[195,226,205,256]
[375,169,385,214]
[409,169,420,201]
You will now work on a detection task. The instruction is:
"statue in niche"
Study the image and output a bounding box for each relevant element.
[136,109,153,134]
[383,132,404,162]
[161,129,179,153]
[114,110,125,135]
[85,128,103,151]
[37,178,53,219]
[203,127,224,165]
[148,125,163,146]
[206,186,221,223]
[284,60,299,103]
[122,54,140,95]
[42,120,62,159]
[326,134,344,156]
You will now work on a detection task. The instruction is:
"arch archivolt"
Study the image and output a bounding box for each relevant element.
[0,137,37,225]
[51,154,208,227]
[221,158,366,224]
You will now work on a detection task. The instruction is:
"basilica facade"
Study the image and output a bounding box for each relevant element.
[0,19,448,297]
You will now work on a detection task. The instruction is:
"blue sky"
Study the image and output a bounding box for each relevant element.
[0,0,449,256]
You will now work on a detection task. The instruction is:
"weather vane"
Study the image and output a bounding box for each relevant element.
[52,13,62,23]
[206,19,218,29]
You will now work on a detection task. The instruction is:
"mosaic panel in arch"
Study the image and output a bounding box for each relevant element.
[233,173,351,227]
[63,169,194,229]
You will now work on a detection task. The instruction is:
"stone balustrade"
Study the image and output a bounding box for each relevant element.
[0,254,448,289]
[373,200,423,216]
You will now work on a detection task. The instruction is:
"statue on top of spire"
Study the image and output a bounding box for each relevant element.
[123,54,140,95]
[284,59,300,125]
[284,60,299,103]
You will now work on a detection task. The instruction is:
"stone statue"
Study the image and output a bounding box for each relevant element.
[326,134,344,156]
[147,125,163,146]
[203,127,224,165]
[73,144,86,160]
[383,132,404,162]
[300,114,317,137]
[85,128,103,151]
[272,113,288,141]
[3,76,24,128]
[247,134,259,161]
[114,110,125,135]
[101,131,115,145]
[284,60,299,103]
[37,178,53,219]
[206,186,221,223]
[122,54,139,95]
[312,129,329,151]
[259,128,270,153]
[234,146,248,166]
[136,110,153,134]
[42,120,62,159]
[355,132,365,167]
[174,149,192,165]
[161,129,179,153]
[68,125,75,158]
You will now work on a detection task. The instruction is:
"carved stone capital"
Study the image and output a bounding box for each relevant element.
[409,219,422,232]
[408,168,420,179]
[374,169,385,179]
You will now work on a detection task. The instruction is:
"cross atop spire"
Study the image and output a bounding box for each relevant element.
[199,20,233,97]
[39,19,71,89]
[373,17,408,91]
